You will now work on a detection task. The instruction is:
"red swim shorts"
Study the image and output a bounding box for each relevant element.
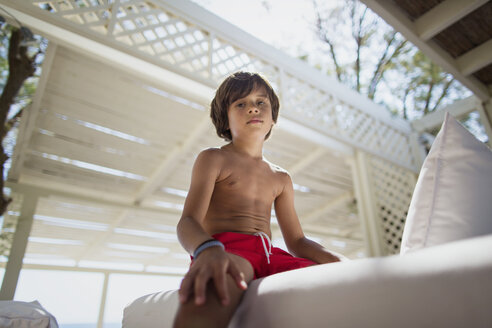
[212,231,317,279]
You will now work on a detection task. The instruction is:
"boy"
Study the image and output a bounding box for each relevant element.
[174,72,341,328]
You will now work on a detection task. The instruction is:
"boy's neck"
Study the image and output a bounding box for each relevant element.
[226,139,264,159]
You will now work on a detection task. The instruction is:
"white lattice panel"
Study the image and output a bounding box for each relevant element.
[281,73,416,170]
[369,156,416,255]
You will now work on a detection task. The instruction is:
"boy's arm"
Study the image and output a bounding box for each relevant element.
[274,172,343,264]
[176,150,219,254]
[177,149,247,306]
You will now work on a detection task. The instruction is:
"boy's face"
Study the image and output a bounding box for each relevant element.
[227,86,274,141]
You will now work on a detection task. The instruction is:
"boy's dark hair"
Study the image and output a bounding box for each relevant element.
[210,71,280,141]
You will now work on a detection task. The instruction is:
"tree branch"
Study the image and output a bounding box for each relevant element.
[313,0,343,82]
[353,5,368,92]
[431,78,454,112]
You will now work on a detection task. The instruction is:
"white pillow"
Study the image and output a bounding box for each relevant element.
[0,300,58,328]
[123,289,179,327]
[401,112,492,254]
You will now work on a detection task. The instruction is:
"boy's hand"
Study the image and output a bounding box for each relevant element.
[179,247,248,306]
[320,250,348,263]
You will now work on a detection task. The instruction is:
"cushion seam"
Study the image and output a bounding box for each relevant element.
[422,120,447,247]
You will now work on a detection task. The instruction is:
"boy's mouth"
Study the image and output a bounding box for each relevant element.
[247,119,263,124]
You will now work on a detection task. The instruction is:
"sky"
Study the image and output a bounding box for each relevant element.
[192,0,317,46]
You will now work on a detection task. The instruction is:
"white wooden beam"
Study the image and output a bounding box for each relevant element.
[302,191,354,223]
[75,210,130,262]
[415,0,488,41]
[288,147,326,176]
[361,0,490,101]
[456,39,492,76]
[0,194,39,300]
[0,262,185,277]
[6,181,180,216]
[8,43,57,181]
[106,0,120,36]
[411,96,480,132]
[301,225,364,246]
[133,116,211,204]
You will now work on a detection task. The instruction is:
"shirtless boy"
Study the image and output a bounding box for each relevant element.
[174,72,341,328]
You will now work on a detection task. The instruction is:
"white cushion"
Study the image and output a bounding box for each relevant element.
[123,289,179,328]
[122,234,492,328]
[401,112,492,254]
[0,301,58,328]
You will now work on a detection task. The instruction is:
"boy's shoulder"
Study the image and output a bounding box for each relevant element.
[199,147,222,155]
[263,158,290,177]
[194,147,226,168]
[197,147,226,158]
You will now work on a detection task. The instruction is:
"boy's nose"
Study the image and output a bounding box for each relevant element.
[248,106,259,113]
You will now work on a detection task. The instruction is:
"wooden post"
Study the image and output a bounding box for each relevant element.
[347,151,384,257]
[96,272,110,328]
[0,193,39,300]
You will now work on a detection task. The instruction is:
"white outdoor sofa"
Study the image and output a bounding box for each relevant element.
[123,113,492,328]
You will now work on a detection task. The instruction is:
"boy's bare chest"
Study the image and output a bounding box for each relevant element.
[215,161,282,200]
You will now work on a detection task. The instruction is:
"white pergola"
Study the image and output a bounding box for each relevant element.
[0,1,489,325]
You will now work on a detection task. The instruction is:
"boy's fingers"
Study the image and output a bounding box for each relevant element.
[178,273,193,303]
[238,272,248,289]
[194,272,209,306]
[228,263,248,290]
[213,268,229,306]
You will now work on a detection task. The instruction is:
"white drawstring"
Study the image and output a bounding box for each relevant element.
[255,232,272,264]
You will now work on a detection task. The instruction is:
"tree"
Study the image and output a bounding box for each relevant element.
[0,19,45,256]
